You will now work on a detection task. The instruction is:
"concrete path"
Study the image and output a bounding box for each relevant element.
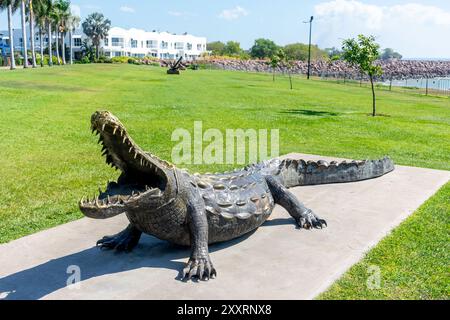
[0,153,448,300]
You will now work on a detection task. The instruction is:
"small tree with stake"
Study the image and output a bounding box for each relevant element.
[268,53,280,82]
[341,35,383,116]
[276,49,294,90]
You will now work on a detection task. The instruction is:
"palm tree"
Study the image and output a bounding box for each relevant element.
[82,12,111,60]
[49,0,69,65]
[46,0,53,66]
[33,0,51,67]
[67,13,80,64]
[27,0,37,67]
[49,2,60,65]
[19,0,28,68]
[0,0,19,70]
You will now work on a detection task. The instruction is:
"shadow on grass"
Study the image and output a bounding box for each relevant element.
[0,81,96,93]
[281,109,340,117]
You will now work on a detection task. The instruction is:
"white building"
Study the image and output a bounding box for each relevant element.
[0,28,82,58]
[102,27,207,60]
[0,27,206,61]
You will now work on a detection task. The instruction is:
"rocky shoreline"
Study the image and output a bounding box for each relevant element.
[190,58,450,81]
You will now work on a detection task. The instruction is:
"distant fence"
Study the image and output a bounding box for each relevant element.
[319,72,450,97]
[199,62,450,97]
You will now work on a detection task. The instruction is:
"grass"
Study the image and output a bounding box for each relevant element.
[0,64,449,298]
[318,183,450,300]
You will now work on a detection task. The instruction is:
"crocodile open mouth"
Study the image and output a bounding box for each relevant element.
[79,111,169,218]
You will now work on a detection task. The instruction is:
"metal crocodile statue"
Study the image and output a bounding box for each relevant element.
[79,111,395,281]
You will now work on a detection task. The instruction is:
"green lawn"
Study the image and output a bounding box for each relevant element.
[0,64,448,298]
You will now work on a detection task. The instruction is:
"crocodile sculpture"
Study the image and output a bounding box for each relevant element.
[79,111,395,281]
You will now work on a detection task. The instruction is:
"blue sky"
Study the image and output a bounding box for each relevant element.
[1,0,450,58]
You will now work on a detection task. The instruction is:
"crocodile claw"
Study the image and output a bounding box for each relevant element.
[182,257,217,281]
[297,209,327,230]
[96,226,141,252]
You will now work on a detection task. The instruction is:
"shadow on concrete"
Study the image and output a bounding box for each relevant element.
[281,109,340,117]
[262,218,295,227]
[0,229,258,300]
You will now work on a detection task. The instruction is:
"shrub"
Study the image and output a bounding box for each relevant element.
[0,56,3,66]
[127,57,137,64]
[94,56,112,64]
[80,56,91,64]
[111,56,130,64]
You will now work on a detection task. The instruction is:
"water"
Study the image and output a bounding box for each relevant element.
[383,77,450,91]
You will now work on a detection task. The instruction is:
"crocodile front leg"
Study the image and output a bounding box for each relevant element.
[96,224,142,252]
[266,176,327,229]
[182,197,217,281]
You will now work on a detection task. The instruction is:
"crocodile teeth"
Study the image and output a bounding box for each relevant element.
[147,188,159,195]
[129,147,133,153]
[102,124,106,131]
[123,136,127,143]
[113,127,117,135]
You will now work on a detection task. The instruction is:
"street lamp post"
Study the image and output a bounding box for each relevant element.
[303,16,314,80]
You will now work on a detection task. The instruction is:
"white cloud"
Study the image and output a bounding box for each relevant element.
[219,6,248,20]
[168,11,194,17]
[70,4,81,17]
[314,0,450,58]
[168,11,183,17]
[120,6,135,13]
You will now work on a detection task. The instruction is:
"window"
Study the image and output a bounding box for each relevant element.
[160,41,168,49]
[104,38,109,46]
[131,39,138,48]
[73,38,82,47]
[146,40,157,48]
[114,51,121,57]
[187,43,192,50]
[111,37,123,47]
[174,42,184,49]
[197,44,202,51]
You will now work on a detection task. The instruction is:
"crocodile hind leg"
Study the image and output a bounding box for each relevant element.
[266,176,327,229]
[96,224,142,252]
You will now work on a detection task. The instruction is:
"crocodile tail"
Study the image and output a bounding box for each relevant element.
[278,156,394,188]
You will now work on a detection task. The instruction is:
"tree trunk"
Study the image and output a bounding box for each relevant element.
[69,30,74,64]
[370,75,376,117]
[272,68,275,82]
[20,0,28,68]
[7,4,16,70]
[61,32,66,65]
[29,0,37,67]
[39,29,44,67]
[96,44,100,60]
[288,70,293,90]
[55,29,60,65]
[48,22,53,66]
